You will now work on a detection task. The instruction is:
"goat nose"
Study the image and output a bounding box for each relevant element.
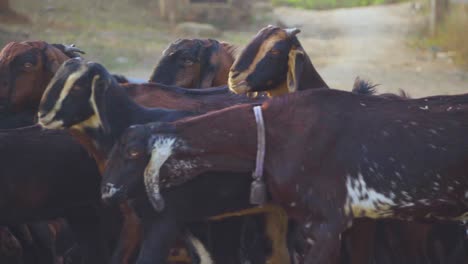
[101,183,123,202]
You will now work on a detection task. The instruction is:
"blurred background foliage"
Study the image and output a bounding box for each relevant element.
[1,0,467,74]
[271,0,402,10]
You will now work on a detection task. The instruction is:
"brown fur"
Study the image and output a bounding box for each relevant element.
[0,41,70,112]
[150,89,468,264]
[229,26,328,96]
[150,39,237,88]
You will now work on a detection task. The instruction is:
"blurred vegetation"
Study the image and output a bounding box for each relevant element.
[3,0,253,76]
[433,7,468,68]
[271,0,404,9]
[412,4,468,69]
[5,0,171,74]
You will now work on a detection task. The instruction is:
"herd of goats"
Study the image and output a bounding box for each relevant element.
[0,25,466,264]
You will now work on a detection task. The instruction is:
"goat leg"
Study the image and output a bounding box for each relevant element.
[65,205,110,264]
[110,202,142,264]
[136,212,183,264]
[301,213,348,264]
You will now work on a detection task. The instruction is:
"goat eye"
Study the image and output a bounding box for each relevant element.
[127,149,141,159]
[183,59,194,66]
[270,49,280,56]
[70,85,81,94]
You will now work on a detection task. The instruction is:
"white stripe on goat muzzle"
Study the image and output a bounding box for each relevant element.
[38,119,64,130]
[39,65,88,128]
[101,183,122,200]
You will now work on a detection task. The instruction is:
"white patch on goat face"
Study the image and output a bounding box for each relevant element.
[144,137,176,210]
[345,173,395,218]
[40,119,64,130]
[39,65,87,128]
[101,183,121,200]
[69,75,105,131]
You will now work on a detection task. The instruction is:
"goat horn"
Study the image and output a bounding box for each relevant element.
[285,28,301,37]
[64,44,86,55]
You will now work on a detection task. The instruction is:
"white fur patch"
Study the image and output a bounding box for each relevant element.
[144,136,176,210]
[163,158,201,187]
[68,75,105,131]
[345,173,396,218]
[101,183,121,200]
[39,119,64,130]
[187,233,213,264]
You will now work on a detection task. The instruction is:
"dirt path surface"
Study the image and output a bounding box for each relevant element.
[274,2,468,97]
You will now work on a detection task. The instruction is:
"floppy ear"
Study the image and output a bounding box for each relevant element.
[91,76,111,133]
[198,40,218,88]
[199,66,216,88]
[286,44,305,93]
[42,44,71,74]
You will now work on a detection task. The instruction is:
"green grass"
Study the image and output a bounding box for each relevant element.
[1,0,263,76]
[271,0,403,10]
[4,0,173,73]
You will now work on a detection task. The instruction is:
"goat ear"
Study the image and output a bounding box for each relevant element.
[197,40,218,88]
[199,66,216,88]
[92,76,111,133]
[286,45,305,93]
[43,44,70,74]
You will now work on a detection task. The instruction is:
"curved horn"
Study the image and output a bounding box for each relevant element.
[285,28,301,38]
[64,44,86,55]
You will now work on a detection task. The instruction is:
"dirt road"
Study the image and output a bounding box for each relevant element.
[274,2,467,97]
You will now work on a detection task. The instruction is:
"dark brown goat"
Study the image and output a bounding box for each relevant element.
[0,39,245,263]
[37,59,292,264]
[124,88,468,264]
[0,40,130,120]
[0,41,143,264]
[228,25,467,264]
[0,41,83,114]
[229,26,328,96]
[0,125,110,264]
[149,38,281,264]
[149,39,237,88]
